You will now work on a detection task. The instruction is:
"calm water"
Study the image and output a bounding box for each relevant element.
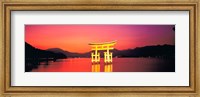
[30,58,175,72]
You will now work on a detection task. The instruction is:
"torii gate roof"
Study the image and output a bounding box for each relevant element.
[88,40,117,45]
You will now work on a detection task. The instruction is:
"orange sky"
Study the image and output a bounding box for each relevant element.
[25,25,175,53]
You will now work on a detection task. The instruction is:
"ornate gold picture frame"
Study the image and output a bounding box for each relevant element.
[0,0,199,97]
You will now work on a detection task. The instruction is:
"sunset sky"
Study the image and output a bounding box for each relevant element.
[25,25,175,53]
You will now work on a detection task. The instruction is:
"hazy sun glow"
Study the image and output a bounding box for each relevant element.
[25,25,175,53]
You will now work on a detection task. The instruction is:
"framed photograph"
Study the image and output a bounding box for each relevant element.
[0,0,199,97]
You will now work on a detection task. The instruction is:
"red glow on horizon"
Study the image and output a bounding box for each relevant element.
[25,25,175,53]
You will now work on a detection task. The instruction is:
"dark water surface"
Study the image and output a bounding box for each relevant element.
[29,58,175,72]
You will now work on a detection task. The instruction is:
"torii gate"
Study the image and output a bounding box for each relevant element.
[89,41,116,63]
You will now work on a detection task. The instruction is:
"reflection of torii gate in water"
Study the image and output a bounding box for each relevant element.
[89,41,116,63]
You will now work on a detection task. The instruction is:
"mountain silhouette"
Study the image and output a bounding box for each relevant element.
[25,42,67,59]
[25,42,67,72]
[47,44,175,58]
[114,44,175,58]
[47,48,91,58]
